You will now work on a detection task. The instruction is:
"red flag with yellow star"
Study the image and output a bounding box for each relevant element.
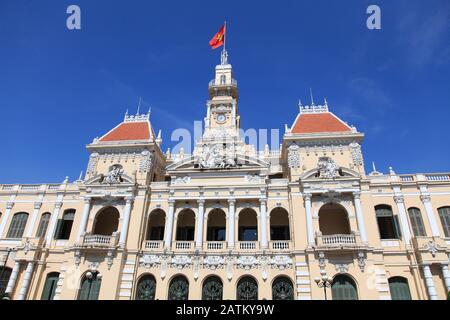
[209,24,226,49]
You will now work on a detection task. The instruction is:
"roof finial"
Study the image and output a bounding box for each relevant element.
[137,97,142,115]
[310,88,315,106]
[372,161,377,172]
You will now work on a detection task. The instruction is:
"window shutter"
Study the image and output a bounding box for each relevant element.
[393,215,402,239]
[88,278,101,300]
[53,219,63,240]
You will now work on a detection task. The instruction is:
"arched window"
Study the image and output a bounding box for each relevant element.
[270,208,290,240]
[135,274,156,300]
[93,207,120,236]
[0,267,12,296]
[146,209,166,240]
[36,213,51,238]
[375,205,401,239]
[220,74,226,84]
[407,208,426,237]
[388,276,412,300]
[236,276,258,300]
[331,274,358,300]
[438,207,450,237]
[238,209,258,241]
[272,276,294,300]
[78,272,101,300]
[176,209,195,241]
[41,272,60,300]
[6,212,29,239]
[168,275,189,300]
[318,203,351,235]
[54,209,75,240]
[202,276,223,300]
[207,209,226,241]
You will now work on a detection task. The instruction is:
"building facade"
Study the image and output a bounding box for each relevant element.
[1,51,450,300]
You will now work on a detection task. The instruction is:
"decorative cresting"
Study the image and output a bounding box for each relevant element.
[198,143,237,169]
[317,156,341,179]
[236,277,258,300]
[135,275,156,300]
[287,143,300,168]
[272,277,294,300]
[168,276,189,300]
[202,276,223,300]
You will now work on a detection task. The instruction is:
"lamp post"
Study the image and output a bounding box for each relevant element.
[314,275,332,300]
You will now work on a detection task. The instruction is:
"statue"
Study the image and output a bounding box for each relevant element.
[104,164,124,184]
[317,157,340,179]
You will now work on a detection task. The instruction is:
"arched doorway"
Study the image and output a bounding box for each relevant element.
[93,207,120,236]
[135,274,156,300]
[236,276,258,300]
[202,276,223,300]
[272,276,294,300]
[388,276,412,300]
[331,274,358,300]
[270,208,290,240]
[207,209,226,241]
[78,271,102,300]
[146,209,166,240]
[168,275,189,300]
[176,209,195,241]
[318,203,351,235]
[41,272,60,300]
[238,209,258,241]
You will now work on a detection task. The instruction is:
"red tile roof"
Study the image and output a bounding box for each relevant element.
[291,112,351,134]
[99,121,151,142]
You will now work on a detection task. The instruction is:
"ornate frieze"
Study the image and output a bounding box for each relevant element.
[139,254,161,268]
[349,141,363,166]
[171,255,193,269]
[334,263,349,273]
[244,174,262,183]
[203,255,225,270]
[235,255,259,270]
[269,255,293,270]
[139,150,153,173]
[171,176,191,185]
[287,143,300,168]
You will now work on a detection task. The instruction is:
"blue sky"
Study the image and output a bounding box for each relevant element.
[0,0,449,183]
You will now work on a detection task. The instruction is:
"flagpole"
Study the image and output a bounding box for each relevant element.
[223,20,227,53]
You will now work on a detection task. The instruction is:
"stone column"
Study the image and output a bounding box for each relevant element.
[17,261,34,300]
[420,194,441,237]
[353,192,368,244]
[5,261,20,296]
[0,202,14,238]
[393,195,412,245]
[164,200,175,249]
[76,198,92,242]
[25,201,42,238]
[227,199,236,249]
[422,264,438,300]
[259,199,268,249]
[441,264,450,292]
[45,201,63,246]
[304,193,315,246]
[119,196,134,246]
[195,199,205,249]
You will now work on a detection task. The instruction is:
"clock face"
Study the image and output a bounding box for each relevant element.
[216,114,226,123]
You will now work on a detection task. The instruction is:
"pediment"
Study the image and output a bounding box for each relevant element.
[85,173,134,185]
[300,166,360,180]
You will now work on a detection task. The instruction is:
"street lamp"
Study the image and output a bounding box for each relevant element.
[314,275,332,300]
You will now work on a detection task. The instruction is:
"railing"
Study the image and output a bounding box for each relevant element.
[174,241,193,250]
[270,240,290,250]
[239,241,257,250]
[144,240,163,249]
[83,234,114,246]
[426,174,450,181]
[318,234,356,246]
[208,78,238,87]
[399,175,414,182]
[206,241,225,250]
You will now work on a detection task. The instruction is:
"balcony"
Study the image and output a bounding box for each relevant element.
[173,241,194,251]
[208,78,238,88]
[316,232,360,250]
[205,241,226,251]
[270,240,291,250]
[78,232,119,249]
[143,240,163,250]
[238,241,258,250]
